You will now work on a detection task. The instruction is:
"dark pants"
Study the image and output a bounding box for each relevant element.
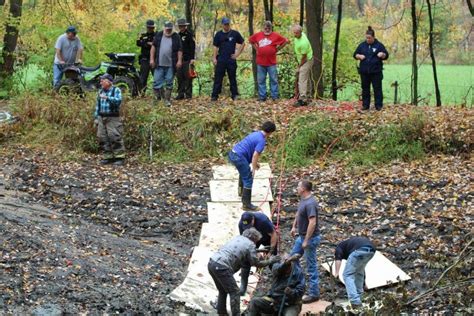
[360,72,383,110]
[97,117,125,159]
[208,259,240,315]
[248,296,301,316]
[212,60,238,99]
[176,60,193,98]
[139,58,153,91]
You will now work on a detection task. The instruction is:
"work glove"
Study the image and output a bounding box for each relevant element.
[284,287,293,295]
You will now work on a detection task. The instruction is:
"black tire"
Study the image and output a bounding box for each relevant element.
[55,79,82,95]
[114,76,137,97]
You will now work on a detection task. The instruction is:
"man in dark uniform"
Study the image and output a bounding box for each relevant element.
[175,18,196,100]
[136,20,157,92]
[238,211,278,295]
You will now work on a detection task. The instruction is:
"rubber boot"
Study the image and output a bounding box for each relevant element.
[164,88,172,107]
[153,88,162,100]
[239,266,250,296]
[242,188,258,211]
[238,176,243,197]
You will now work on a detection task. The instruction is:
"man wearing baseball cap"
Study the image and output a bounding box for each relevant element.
[211,17,245,101]
[53,26,83,87]
[94,74,125,165]
[175,18,196,100]
[238,211,278,295]
[136,20,157,92]
[150,21,183,106]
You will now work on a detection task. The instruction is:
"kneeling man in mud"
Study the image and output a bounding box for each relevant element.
[208,228,280,316]
[248,253,304,316]
[94,74,125,165]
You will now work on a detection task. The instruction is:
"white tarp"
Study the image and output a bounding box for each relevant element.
[209,179,273,202]
[321,251,411,289]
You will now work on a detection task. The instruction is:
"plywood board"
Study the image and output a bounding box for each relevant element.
[207,202,272,226]
[198,224,239,251]
[210,179,273,202]
[321,251,411,289]
[212,163,273,180]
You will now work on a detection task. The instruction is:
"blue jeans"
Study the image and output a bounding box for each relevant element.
[153,66,174,90]
[291,234,321,297]
[257,65,278,100]
[53,63,64,87]
[343,248,375,305]
[228,151,252,189]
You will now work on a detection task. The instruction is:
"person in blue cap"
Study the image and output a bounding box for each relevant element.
[238,211,278,295]
[211,17,245,101]
[53,26,83,87]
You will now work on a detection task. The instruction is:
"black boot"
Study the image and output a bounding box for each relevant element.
[242,188,258,211]
[239,267,250,296]
[238,176,243,197]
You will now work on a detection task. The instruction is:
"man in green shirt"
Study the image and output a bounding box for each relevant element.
[292,25,314,107]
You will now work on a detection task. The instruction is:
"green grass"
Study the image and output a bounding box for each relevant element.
[338,64,473,106]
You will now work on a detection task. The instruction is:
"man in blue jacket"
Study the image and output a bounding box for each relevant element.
[248,254,305,316]
[353,26,389,111]
[94,74,124,165]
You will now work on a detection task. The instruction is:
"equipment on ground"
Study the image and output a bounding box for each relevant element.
[54,53,142,97]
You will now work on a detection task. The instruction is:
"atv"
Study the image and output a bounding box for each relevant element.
[54,53,142,97]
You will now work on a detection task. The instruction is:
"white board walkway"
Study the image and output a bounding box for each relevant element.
[169,163,274,313]
[322,251,411,289]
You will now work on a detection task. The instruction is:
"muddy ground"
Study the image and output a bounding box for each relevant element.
[1,147,473,314]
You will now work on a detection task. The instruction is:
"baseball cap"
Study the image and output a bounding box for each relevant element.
[241,212,254,230]
[177,18,190,26]
[146,19,156,28]
[221,17,231,25]
[66,26,77,34]
[164,21,173,29]
[100,73,114,82]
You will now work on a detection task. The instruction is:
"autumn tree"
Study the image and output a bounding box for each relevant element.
[248,0,258,95]
[410,0,418,105]
[0,0,23,81]
[331,0,342,100]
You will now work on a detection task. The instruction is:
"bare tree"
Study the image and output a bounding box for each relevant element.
[299,0,304,26]
[1,0,23,79]
[427,0,441,106]
[467,0,474,16]
[263,0,273,22]
[306,0,324,98]
[331,0,342,100]
[248,0,258,95]
[185,0,193,31]
[410,0,418,105]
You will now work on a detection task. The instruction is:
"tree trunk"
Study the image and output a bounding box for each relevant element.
[263,0,270,21]
[185,0,193,32]
[467,0,474,16]
[270,0,273,22]
[1,0,23,78]
[299,0,304,26]
[410,0,418,105]
[248,0,258,96]
[355,0,364,15]
[306,0,324,98]
[331,0,342,101]
[427,0,441,106]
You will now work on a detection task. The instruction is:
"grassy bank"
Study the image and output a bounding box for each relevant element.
[1,95,472,168]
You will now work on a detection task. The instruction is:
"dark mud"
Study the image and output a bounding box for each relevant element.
[1,149,472,314]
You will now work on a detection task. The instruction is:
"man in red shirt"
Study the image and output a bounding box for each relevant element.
[249,21,289,102]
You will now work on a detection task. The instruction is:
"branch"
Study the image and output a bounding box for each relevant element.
[406,278,473,305]
[467,0,474,17]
